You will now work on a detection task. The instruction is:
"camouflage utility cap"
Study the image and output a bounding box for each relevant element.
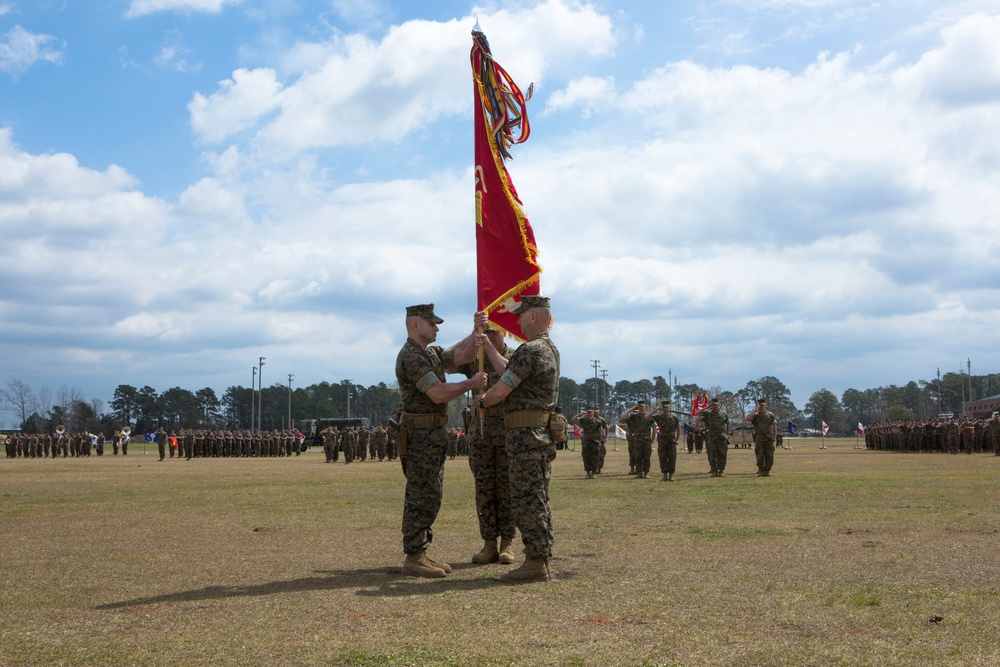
[512,295,550,314]
[406,303,443,324]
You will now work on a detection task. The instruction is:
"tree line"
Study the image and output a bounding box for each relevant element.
[3,370,995,436]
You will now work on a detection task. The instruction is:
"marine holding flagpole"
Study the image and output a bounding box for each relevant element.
[395,305,487,579]
[468,25,558,582]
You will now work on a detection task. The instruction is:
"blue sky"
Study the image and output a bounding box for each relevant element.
[2,0,999,419]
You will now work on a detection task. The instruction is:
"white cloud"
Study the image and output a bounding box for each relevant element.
[331,0,389,27]
[125,0,241,19]
[544,75,615,116]
[189,68,284,143]
[188,0,616,153]
[3,3,1000,410]
[893,13,1000,107]
[154,45,203,73]
[0,25,64,78]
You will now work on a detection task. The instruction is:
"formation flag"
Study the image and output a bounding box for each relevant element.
[822,421,830,436]
[471,27,541,340]
[691,391,709,416]
[786,421,798,435]
[857,422,865,436]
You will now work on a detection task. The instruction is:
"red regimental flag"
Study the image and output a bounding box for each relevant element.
[471,29,540,341]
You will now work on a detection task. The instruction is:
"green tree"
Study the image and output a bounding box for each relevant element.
[159,387,199,429]
[653,376,669,403]
[194,387,221,426]
[634,379,655,404]
[221,385,253,429]
[135,386,159,433]
[110,384,139,426]
[805,389,842,431]
[885,404,915,421]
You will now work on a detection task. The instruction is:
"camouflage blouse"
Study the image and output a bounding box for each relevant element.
[500,332,560,412]
[700,409,730,436]
[395,338,457,415]
[650,413,680,442]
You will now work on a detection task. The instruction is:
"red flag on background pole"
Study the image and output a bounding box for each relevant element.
[471,26,541,341]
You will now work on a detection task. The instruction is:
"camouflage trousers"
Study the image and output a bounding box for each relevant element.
[657,437,677,474]
[706,435,728,473]
[598,440,607,470]
[754,437,775,473]
[506,427,556,559]
[581,438,601,473]
[634,438,652,474]
[468,418,515,542]
[400,427,447,554]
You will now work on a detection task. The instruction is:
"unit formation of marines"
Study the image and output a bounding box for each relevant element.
[572,396,779,480]
[864,416,1000,454]
[3,428,130,458]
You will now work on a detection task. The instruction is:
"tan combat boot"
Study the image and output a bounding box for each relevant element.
[472,538,499,564]
[667,473,674,481]
[661,472,669,482]
[425,553,452,573]
[499,556,549,583]
[402,551,446,578]
[498,538,515,565]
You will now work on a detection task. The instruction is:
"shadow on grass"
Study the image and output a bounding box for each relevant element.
[94,565,503,610]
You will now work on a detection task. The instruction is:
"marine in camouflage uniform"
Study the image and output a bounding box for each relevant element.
[395,303,486,578]
[155,427,168,461]
[321,426,338,463]
[386,427,398,461]
[747,399,777,476]
[357,427,369,461]
[699,398,730,477]
[649,401,680,481]
[572,407,603,478]
[372,426,388,461]
[694,425,705,454]
[620,401,654,478]
[477,297,559,583]
[345,427,359,463]
[595,410,608,473]
[457,326,516,564]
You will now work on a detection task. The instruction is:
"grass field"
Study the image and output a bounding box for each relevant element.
[2,438,1000,667]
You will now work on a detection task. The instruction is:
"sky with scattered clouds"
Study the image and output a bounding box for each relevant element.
[1,0,999,417]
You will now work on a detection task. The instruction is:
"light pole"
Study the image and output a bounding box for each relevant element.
[590,360,600,412]
[250,366,256,430]
[258,357,266,431]
[600,369,609,415]
[346,382,353,419]
[287,374,294,430]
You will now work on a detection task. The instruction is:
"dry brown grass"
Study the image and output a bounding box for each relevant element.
[2,439,1000,666]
